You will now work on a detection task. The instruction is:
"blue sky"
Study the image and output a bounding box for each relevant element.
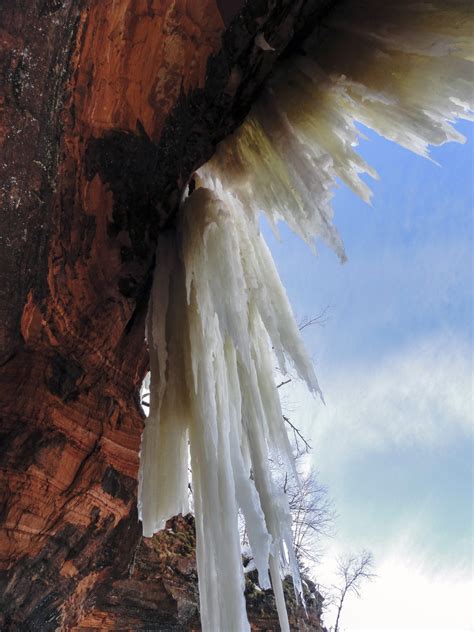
[263,122,473,630]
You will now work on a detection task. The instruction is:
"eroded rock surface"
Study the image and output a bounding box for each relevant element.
[78,515,326,631]
[0,1,332,628]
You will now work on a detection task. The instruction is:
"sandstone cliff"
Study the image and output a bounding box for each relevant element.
[0,1,332,628]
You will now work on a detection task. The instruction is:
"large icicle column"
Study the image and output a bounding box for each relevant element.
[140,186,319,631]
[139,2,473,631]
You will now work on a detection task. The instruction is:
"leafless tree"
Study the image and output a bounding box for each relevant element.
[272,308,335,569]
[239,460,335,576]
[285,467,335,568]
[330,550,376,632]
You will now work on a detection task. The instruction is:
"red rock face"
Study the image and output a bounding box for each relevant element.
[76,515,201,630]
[0,0,332,628]
[73,0,225,140]
[77,514,325,631]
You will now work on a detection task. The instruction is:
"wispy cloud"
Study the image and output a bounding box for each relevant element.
[317,535,473,631]
[289,332,472,464]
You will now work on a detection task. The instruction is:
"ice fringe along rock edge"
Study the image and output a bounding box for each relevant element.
[139,2,473,631]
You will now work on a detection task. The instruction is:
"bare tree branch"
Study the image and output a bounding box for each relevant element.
[298,306,330,331]
[332,550,376,632]
[283,415,312,454]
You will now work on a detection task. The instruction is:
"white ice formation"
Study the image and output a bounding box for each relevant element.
[139,186,317,631]
[139,2,473,631]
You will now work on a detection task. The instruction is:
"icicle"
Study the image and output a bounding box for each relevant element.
[139,2,473,631]
[181,188,316,629]
[203,0,473,258]
[139,186,317,631]
[139,231,191,536]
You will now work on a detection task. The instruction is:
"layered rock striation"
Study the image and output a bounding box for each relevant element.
[0,1,332,628]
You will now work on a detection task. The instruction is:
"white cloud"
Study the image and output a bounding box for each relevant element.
[317,538,473,632]
[285,333,473,630]
[287,332,473,466]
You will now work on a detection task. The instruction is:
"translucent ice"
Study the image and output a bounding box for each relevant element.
[139,2,473,630]
[140,187,318,631]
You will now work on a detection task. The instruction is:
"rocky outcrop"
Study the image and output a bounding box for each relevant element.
[0,1,333,628]
[75,515,200,630]
[77,514,326,631]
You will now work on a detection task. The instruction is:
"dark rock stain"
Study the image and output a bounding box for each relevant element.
[101,465,136,503]
[46,351,84,401]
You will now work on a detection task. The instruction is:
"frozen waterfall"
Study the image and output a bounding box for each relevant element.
[139,1,473,630]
